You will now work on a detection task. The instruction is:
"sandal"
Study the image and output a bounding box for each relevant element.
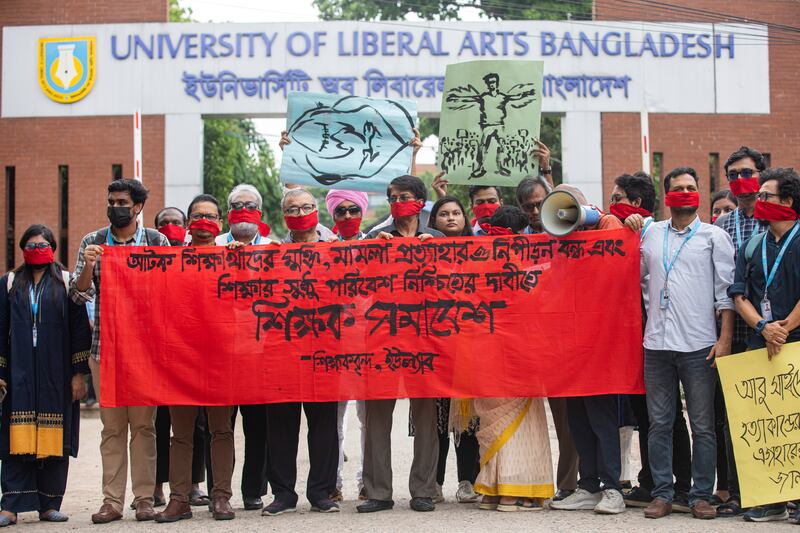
[39,509,68,522]
[716,499,743,517]
[710,494,727,506]
[0,512,16,527]
[497,498,544,512]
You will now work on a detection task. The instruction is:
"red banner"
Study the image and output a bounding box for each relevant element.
[100,229,644,407]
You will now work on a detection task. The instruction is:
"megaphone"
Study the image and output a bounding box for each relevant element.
[540,189,602,237]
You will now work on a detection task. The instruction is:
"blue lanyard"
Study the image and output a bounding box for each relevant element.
[662,218,701,278]
[734,208,742,250]
[640,218,653,241]
[106,225,143,246]
[762,222,799,297]
[227,233,261,244]
[29,283,43,319]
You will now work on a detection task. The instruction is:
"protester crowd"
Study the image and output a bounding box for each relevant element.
[0,141,798,527]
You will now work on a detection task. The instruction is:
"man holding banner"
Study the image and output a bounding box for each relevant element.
[727,167,800,523]
[639,167,735,520]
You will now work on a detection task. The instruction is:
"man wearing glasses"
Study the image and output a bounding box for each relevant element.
[713,146,768,519]
[215,184,273,247]
[261,189,338,517]
[516,174,553,234]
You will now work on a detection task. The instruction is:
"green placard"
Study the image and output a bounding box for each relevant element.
[437,60,544,186]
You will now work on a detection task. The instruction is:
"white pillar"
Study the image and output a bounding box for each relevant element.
[164,114,203,210]
[561,111,603,206]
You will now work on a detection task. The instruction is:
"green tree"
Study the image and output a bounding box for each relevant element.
[169,0,193,23]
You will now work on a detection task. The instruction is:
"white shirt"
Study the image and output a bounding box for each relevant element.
[640,216,735,352]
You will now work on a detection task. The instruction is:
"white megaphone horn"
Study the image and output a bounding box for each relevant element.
[540,189,602,237]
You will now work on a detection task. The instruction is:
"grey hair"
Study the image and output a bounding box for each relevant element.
[281,188,316,211]
[227,184,263,209]
[515,174,553,206]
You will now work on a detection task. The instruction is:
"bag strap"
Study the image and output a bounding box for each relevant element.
[745,231,766,262]
[6,272,13,293]
[6,271,69,293]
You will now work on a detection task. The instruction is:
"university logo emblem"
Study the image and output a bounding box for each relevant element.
[38,36,96,104]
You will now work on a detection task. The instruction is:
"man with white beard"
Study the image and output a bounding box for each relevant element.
[214,184,272,511]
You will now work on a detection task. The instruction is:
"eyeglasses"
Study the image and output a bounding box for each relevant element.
[24,242,51,250]
[756,192,780,202]
[229,201,259,211]
[284,204,316,216]
[387,195,417,203]
[520,201,543,213]
[335,206,362,217]
[189,213,220,221]
[727,168,758,181]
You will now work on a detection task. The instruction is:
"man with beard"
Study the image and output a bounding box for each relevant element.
[516,175,553,234]
[69,179,169,523]
[639,167,735,520]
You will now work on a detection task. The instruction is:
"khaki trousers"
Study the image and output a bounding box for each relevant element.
[363,398,438,501]
[168,405,234,502]
[91,357,157,512]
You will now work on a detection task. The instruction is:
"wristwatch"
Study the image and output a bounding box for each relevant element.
[756,319,768,335]
[540,167,552,174]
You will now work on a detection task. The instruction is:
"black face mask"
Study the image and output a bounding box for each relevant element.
[107,206,135,228]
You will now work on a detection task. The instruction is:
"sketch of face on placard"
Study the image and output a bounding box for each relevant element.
[285,96,415,187]
[439,67,541,183]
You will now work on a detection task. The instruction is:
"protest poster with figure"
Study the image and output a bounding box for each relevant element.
[279,91,417,192]
[437,60,544,186]
[717,342,800,507]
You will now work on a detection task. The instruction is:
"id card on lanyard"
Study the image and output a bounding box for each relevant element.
[29,283,44,348]
[761,222,800,321]
[660,219,701,310]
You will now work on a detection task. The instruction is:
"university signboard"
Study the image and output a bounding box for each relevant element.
[2,20,770,117]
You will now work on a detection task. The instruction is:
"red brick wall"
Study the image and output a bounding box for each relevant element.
[0,1,167,268]
[596,0,800,218]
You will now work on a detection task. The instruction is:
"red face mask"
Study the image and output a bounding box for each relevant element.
[285,210,319,231]
[609,203,653,222]
[158,224,187,244]
[390,200,423,219]
[23,247,54,266]
[711,215,719,223]
[729,178,760,197]
[471,202,500,225]
[754,200,799,221]
[665,191,700,208]
[228,208,271,237]
[188,218,221,238]
[334,217,362,238]
[486,225,513,236]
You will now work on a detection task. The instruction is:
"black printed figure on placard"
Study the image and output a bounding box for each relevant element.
[443,73,537,179]
[285,95,414,187]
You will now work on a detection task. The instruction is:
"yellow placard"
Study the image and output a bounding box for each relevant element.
[717,342,800,507]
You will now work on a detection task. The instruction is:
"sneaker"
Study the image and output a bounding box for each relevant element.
[311,499,340,513]
[552,489,575,502]
[743,504,789,522]
[594,490,625,515]
[623,486,652,508]
[672,492,691,514]
[456,481,479,503]
[262,500,296,516]
[550,488,602,511]
[434,484,445,504]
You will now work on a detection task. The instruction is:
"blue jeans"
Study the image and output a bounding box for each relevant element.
[644,347,716,505]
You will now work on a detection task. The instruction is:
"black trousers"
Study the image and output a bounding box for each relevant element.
[714,376,729,491]
[723,341,748,500]
[155,405,206,485]
[629,392,691,493]
[239,404,268,499]
[266,402,338,506]
[436,431,480,486]
[567,394,621,493]
[1,458,69,513]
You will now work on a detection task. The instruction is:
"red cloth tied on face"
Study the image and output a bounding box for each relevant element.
[711,215,719,223]
[228,208,271,237]
[609,203,652,222]
[729,178,760,197]
[334,217,362,239]
[664,191,700,207]
[188,218,221,237]
[23,247,54,265]
[158,224,187,244]
[285,210,319,232]
[755,200,800,221]
[486,225,514,236]
[390,200,423,219]
[470,202,500,226]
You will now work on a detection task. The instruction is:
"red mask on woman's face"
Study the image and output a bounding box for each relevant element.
[609,203,652,222]
[390,200,423,219]
[755,200,799,221]
[23,247,54,266]
[228,208,271,236]
[285,210,319,231]
[158,224,187,244]
[664,191,700,208]
[729,178,760,197]
[188,218,221,238]
[334,217,362,238]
